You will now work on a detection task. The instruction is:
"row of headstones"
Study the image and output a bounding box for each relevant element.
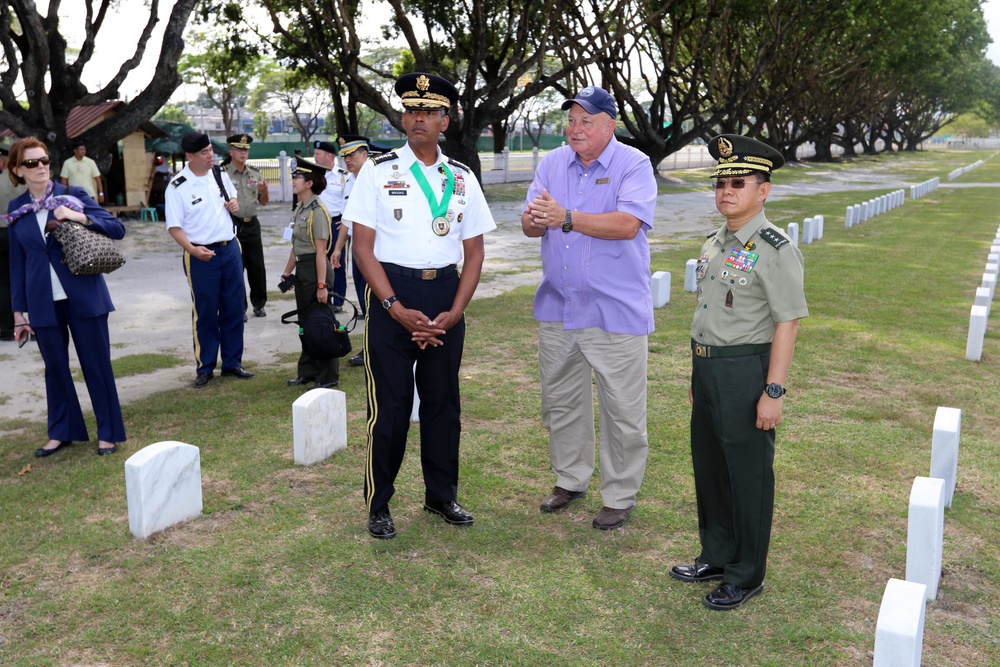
[910,177,940,200]
[785,215,824,246]
[124,388,349,540]
[966,229,1000,361]
[845,190,906,228]
[947,160,984,181]
[873,406,962,666]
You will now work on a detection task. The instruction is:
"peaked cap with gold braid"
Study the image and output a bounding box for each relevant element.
[708,134,785,178]
[394,72,459,111]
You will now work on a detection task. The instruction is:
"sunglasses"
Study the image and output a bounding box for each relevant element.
[714,178,760,190]
[20,156,51,169]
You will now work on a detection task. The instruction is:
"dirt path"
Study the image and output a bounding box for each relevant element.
[0,169,914,433]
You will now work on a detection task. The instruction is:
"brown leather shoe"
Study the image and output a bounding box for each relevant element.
[540,486,585,513]
[592,506,632,530]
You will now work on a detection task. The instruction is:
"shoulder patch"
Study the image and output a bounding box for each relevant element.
[759,227,789,249]
[170,175,187,188]
[447,158,471,174]
[371,151,398,165]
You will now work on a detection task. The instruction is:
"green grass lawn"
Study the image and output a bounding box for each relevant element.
[1,150,998,666]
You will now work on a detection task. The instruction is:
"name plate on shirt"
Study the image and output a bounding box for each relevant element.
[283,223,294,242]
[596,177,610,185]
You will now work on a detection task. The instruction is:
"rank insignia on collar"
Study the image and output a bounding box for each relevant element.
[744,241,755,251]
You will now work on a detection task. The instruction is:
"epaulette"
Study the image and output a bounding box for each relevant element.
[306,197,322,209]
[706,230,717,239]
[759,227,789,249]
[371,151,398,165]
[447,158,471,174]
[170,175,187,188]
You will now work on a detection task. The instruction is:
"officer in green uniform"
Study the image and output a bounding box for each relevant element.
[225,134,270,319]
[280,158,339,389]
[670,134,808,611]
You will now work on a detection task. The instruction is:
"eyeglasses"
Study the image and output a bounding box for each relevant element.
[714,177,766,190]
[20,156,51,169]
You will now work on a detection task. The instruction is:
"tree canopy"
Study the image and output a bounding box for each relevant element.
[0,0,198,167]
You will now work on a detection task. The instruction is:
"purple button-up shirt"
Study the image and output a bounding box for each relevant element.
[526,137,657,335]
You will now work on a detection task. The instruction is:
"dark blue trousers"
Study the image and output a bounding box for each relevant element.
[33,301,126,443]
[183,241,245,376]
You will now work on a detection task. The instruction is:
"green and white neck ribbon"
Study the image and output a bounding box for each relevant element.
[409,161,454,220]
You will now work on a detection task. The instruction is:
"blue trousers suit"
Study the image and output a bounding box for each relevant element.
[7,183,127,444]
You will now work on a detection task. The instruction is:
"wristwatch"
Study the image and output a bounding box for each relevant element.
[317,282,327,290]
[764,383,786,398]
[562,210,573,233]
[382,295,398,310]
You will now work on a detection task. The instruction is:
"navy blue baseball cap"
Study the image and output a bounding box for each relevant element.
[561,87,617,119]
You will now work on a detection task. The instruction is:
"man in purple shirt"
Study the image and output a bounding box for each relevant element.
[520,87,658,530]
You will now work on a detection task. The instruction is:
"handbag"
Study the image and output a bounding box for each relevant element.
[281,300,353,360]
[52,220,126,275]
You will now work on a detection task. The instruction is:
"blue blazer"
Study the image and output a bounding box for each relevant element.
[7,182,126,327]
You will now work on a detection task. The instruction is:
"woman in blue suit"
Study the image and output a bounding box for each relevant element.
[5,137,127,457]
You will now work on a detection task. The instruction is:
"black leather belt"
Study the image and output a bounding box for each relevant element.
[295,252,317,263]
[200,240,233,248]
[382,262,456,281]
[692,339,771,359]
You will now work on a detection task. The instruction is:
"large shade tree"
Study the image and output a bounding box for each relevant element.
[232,0,652,177]
[0,0,199,168]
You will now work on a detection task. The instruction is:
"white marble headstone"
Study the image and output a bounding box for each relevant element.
[975,287,992,315]
[802,218,814,244]
[845,206,855,228]
[684,258,698,292]
[873,578,927,667]
[787,222,799,246]
[814,214,824,239]
[930,406,961,507]
[906,476,945,601]
[983,273,997,301]
[651,270,671,308]
[966,305,988,361]
[292,388,347,465]
[125,441,202,540]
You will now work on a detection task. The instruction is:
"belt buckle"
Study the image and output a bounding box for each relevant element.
[695,344,708,358]
[243,217,252,223]
[421,269,437,280]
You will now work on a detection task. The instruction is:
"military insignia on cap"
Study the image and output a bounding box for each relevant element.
[417,75,430,90]
[718,137,734,158]
[579,86,595,97]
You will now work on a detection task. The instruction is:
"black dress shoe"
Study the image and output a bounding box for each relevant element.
[333,305,344,313]
[348,352,365,367]
[368,508,396,539]
[423,500,474,526]
[35,441,72,458]
[669,559,725,583]
[194,373,214,388]
[313,381,339,389]
[253,307,266,317]
[540,486,585,513]
[703,582,764,611]
[97,443,118,456]
[287,376,316,386]
[221,366,254,379]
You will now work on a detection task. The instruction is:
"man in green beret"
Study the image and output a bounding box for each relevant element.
[670,134,808,610]
[225,134,270,319]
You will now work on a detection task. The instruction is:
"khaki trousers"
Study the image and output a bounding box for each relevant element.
[538,322,649,509]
